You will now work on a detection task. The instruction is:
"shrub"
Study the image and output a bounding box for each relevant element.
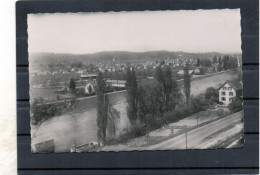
[147,114,164,130]
[164,110,178,123]
[190,95,208,113]
[204,87,218,104]
[228,97,243,113]
[31,98,62,125]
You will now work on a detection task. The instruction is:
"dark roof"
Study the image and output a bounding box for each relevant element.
[219,80,242,90]
[227,80,243,90]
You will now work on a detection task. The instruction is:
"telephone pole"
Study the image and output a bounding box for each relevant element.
[185,125,188,149]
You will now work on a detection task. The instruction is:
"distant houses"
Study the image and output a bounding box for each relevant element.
[80,74,98,81]
[80,74,127,95]
[218,80,242,106]
[177,69,195,76]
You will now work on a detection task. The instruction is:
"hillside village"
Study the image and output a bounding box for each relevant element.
[30,53,241,95]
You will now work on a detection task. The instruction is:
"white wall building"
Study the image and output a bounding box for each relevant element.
[219,80,242,106]
[105,80,126,88]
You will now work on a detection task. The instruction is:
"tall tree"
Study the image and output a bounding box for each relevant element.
[96,72,109,144]
[197,58,200,67]
[184,65,191,107]
[155,67,178,111]
[213,55,218,64]
[137,86,146,120]
[169,72,179,110]
[222,55,230,70]
[69,78,76,92]
[164,67,173,110]
[126,66,138,126]
[218,56,222,65]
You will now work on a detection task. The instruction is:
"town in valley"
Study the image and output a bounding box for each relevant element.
[30,51,243,152]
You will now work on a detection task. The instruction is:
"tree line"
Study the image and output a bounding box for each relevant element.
[95,65,190,144]
[197,55,239,72]
[96,63,243,145]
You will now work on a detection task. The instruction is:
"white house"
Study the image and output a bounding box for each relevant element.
[84,80,97,94]
[194,68,201,74]
[219,80,242,106]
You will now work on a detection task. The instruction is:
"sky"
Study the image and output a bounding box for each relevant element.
[28,9,242,54]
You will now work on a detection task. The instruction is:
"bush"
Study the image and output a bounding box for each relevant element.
[204,87,218,103]
[164,111,174,122]
[31,98,62,125]
[75,88,85,97]
[228,97,243,113]
[191,95,208,113]
[147,114,164,130]
[176,106,190,118]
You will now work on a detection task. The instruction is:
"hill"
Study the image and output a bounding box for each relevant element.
[29,51,238,66]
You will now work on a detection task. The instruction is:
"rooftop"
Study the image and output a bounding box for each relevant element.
[106,80,127,84]
[220,80,243,90]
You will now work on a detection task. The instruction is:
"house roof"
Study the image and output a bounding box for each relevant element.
[80,74,98,79]
[219,80,242,90]
[106,80,126,84]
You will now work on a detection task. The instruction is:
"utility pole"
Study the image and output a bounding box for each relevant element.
[197,114,199,126]
[185,125,188,149]
[74,138,77,152]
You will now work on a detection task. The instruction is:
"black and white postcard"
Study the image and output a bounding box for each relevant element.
[28,9,244,153]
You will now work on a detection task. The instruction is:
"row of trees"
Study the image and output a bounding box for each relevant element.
[95,65,191,143]
[96,72,121,144]
[95,62,242,144]
[197,55,239,71]
[125,65,191,136]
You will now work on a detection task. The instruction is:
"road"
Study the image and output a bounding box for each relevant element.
[146,111,243,150]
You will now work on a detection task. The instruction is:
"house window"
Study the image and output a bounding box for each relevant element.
[228,87,232,90]
[221,97,226,101]
[221,92,225,95]
[223,87,227,90]
[229,92,233,96]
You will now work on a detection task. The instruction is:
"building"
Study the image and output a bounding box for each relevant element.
[85,83,95,94]
[194,68,202,74]
[105,80,127,88]
[177,69,194,76]
[80,74,98,81]
[219,80,242,106]
[84,80,97,94]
